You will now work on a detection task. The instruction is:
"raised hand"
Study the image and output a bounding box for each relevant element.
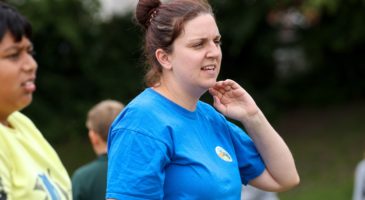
[208,79,259,122]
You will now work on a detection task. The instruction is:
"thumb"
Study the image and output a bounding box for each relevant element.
[212,95,225,114]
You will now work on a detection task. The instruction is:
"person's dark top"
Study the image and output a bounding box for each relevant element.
[72,154,107,200]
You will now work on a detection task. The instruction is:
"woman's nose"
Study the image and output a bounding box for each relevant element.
[206,41,221,58]
[22,53,38,72]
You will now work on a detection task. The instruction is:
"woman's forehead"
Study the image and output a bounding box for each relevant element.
[0,31,31,51]
[180,14,220,39]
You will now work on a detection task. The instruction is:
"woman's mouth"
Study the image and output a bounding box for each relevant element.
[21,79,36,93]
[201,64,216,71]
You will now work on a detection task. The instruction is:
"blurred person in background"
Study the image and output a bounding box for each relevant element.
[353,153,365,200]
[241,185,279,200]
[0,2,71,199]
[72,100,124,200]
[106,0,299,199]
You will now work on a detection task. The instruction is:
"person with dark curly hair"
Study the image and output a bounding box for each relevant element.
[0,2,71,200]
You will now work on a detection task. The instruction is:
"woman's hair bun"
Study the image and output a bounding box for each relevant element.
[135,0,161,29]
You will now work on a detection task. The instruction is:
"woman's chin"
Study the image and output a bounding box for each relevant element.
[205,79,218,88]
[17,95,33,111]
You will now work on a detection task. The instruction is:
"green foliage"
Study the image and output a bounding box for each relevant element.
[212,0,365,111]
[5,0,365,142]
[11,0,143,142]
[294,0,365,106]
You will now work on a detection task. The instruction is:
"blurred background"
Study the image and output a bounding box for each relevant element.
[4,0,365,199]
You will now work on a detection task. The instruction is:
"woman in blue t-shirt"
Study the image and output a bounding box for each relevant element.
[106,0,300,199]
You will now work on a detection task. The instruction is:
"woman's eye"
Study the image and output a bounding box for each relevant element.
[6,52,21,60]
[28,49,36,56]
[193,43,203,48]
[215,40,222,46]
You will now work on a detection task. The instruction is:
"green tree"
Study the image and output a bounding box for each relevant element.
[6,0,365,142]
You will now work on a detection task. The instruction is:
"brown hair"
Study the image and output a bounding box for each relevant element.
[135,0,213,87]
[86,100,124,141]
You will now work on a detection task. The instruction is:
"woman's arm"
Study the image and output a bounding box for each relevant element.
[209,79,300,191]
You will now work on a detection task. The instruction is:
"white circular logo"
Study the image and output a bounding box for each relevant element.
[215,146,232,162]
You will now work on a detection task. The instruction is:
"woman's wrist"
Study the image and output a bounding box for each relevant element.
[239,109,266,129]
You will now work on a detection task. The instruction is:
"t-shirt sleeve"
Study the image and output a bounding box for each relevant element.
[228,122,265,185]
[106,128,170,200]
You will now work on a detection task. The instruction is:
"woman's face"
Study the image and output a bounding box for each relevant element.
[0,31,37,118]
[167,13,222,95]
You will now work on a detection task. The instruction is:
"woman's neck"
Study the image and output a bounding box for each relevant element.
[0,119,10,127]
[153,82,199,111]
[0,111,11,127]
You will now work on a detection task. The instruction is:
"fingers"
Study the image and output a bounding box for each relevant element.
[212,94,225,113]
[212,79,238,93]
[208,87,222,98]
[214,79,236,87]
[209,86,225,97]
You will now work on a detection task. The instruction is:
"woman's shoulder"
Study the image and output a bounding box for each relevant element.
[7,111,39,132]
[124,90,170,118]
[111,89,175,133]
[0,112,43,157]
[8,111,32,123]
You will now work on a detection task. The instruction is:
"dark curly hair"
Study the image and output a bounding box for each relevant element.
[0,2,32,43]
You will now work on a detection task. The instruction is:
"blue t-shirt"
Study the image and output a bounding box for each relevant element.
[106,88,265,200]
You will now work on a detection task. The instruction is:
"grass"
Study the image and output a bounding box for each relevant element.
[276,102,365,200]
[54,102,365,199]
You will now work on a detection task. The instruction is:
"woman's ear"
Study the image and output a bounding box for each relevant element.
[155,48,172,70]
